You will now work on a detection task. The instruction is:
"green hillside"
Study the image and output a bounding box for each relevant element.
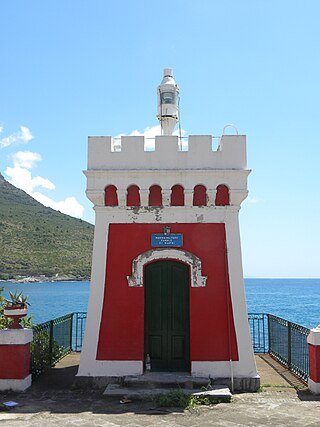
[0,173,94,280]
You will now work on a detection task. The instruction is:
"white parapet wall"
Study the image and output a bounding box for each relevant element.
[87,135,247,170]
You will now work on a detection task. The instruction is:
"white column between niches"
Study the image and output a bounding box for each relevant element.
[184,190,193,206]
[140,189,149,207]
[207,189,217,206]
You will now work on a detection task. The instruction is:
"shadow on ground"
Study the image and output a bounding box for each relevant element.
[0,362,198,416]
[1,353,319,418]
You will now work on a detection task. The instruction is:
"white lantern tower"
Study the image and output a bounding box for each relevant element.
[157,68,179,135]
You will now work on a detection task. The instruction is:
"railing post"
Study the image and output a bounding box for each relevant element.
[49,320,54,366]
[75,312,79,351]
[288,321,292,370]
[69,313,74,352]
[267,314,271,354]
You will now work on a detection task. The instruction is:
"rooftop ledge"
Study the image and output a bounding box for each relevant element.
[87,134,247,170]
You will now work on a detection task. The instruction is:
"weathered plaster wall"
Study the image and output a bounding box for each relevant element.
[96,223,238,363]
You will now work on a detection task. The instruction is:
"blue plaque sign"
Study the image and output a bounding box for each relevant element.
[151,233,183,247]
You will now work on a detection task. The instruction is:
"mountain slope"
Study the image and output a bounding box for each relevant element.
[0,173,94,280]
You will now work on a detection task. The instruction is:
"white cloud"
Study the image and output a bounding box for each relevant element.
[32,193,84,219]
[20,126,33,142]
[5,166,55,194]
[245,196,263,204]
[12,151,42,169]
[4,149,85,219]
[0,126,34,148]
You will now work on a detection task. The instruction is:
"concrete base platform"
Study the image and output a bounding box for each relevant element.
[103,372,231,402]
[124,372,211,389]
[76,370,259,392]
[210,375,260,392]
[103,371,232,401]
[103,383,232,401]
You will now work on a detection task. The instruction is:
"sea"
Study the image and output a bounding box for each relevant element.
[1,278,320,328]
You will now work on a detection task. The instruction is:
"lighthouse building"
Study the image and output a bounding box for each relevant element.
[78,69,259,390]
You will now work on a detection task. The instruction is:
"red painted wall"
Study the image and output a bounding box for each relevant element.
[0,344,30,379]
[308,344,320,382]
[96,223,239,362]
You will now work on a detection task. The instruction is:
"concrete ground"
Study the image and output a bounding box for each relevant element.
[0,353,320,427]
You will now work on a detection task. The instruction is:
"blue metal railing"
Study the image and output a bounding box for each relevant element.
[31,312,87,378]
[248,313,269,353]
[267,314,310,381]
[31,312,310,383]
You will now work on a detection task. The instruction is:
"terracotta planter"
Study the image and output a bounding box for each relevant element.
[4,305,28,329]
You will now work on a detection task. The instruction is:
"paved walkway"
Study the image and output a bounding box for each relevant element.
[0,354,319,427]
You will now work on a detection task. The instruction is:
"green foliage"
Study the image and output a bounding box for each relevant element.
[0,287,4,306]
[258,383,296,392]
[5,290,30,307]
[0,173,94,279]
[21,315,33,328]
[155,390,190,408]
[0,286,6,329]
[154,390,211,409]
[154,383,231,409]
[0,286,33,329]
[188,394,211,408]
[31,329,64,377]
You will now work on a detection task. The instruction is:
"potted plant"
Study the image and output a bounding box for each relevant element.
[4,291,30,329]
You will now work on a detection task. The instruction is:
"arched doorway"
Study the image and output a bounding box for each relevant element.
[144,260,190,371]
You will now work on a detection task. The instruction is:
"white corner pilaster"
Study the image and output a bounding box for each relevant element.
[78,211,108,376]
[225,211,258,377]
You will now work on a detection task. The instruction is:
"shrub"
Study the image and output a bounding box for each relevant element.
[30,329,64,377]
[154,390,210,409]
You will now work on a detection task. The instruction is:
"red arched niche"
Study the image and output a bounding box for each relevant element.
[105,185,118,206]
[149,185,162,206]
[171,185,184,206]
[193,185,207,206]
[215,184,230,206]
[127,185,140,207]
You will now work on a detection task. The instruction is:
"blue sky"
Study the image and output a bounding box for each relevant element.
[1,1,319,278]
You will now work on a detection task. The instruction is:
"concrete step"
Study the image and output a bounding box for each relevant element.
[123,372,212,389]
[103,383,232,402]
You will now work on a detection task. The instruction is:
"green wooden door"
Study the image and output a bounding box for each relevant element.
[144,260,190,371]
